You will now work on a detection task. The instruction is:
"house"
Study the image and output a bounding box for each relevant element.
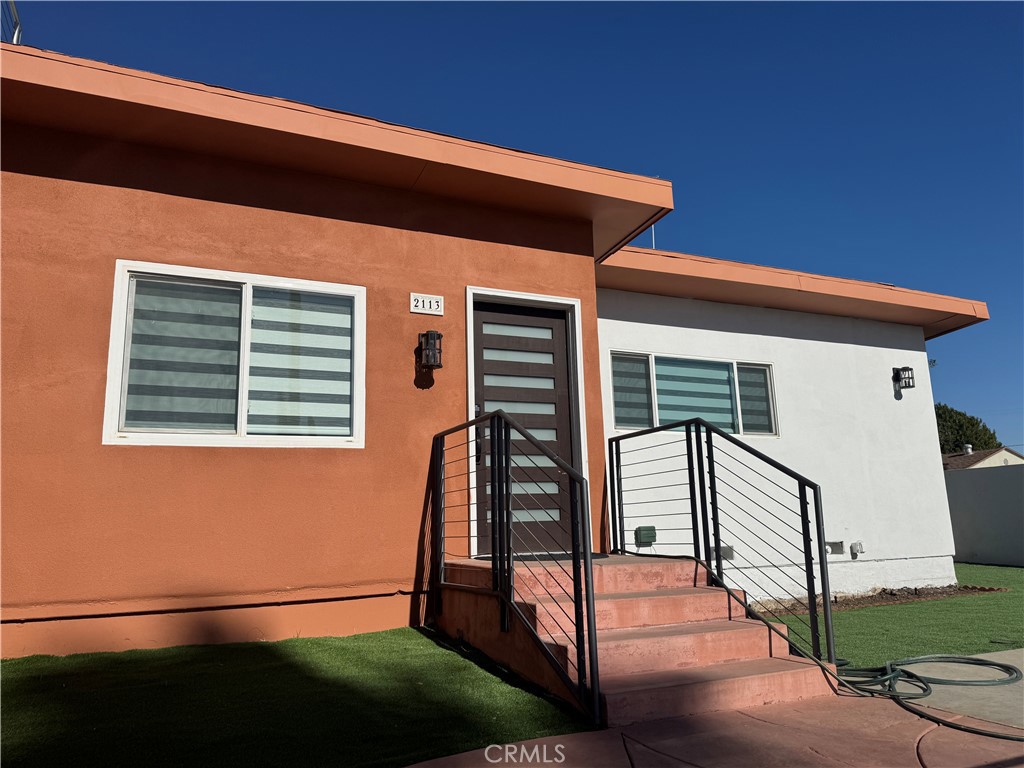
[0,42,667,659]
[1,40,989,681]
[595,248,988,598]
[943,446,1024,470]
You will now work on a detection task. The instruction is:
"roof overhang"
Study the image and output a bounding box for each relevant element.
[598,247,989,340]
[0,44,673,260]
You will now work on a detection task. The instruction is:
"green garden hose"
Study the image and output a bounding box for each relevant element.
[837,655,1024,742]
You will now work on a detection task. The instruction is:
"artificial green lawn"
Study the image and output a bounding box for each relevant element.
[4,566,1020,766]
[824,563,1024,668]
[1,627,590,768]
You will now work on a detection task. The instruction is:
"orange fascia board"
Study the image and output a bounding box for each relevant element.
[598,247,989,340]
[0,44,673,259]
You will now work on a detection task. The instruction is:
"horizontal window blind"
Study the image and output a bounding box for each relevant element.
[247,288,353,436]
[654,357,737,432]
[737,364,775,434]
[611,354,654,428]
[122,278,241,431]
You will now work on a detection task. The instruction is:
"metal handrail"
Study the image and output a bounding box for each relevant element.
[496,410,589,483]
[609,417,835,665]
[430,410,601,723]
[610,417,818,488]
[432,410,495,439]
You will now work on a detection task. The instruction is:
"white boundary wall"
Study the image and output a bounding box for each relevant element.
[597,288,957,596]
[946,465,1024,567]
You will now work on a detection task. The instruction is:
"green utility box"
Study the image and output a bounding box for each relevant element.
[634,526,657,548]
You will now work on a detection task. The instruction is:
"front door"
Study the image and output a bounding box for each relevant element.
[473,302,576,555]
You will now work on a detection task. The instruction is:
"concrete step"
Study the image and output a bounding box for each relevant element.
[601,656,834,727]
[541,619,787,678]
[517,587,744,634]
[516,557,704,596]
[443,556,706,596]
[589,619,782,677]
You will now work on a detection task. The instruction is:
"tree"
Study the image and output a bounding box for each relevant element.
[934,403,1002,454]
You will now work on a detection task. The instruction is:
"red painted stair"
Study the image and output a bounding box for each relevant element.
[519,586,744,634]
[600,655,831,724]
[441,555,834,725]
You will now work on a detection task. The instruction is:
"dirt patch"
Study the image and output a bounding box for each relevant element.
[828,584,1007,611]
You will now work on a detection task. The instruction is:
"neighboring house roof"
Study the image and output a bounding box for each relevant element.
[942,447,1024,470]
[0,43,673,261]
[597,247,989,339]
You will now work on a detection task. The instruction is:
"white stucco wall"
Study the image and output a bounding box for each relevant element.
[597,288,957,597]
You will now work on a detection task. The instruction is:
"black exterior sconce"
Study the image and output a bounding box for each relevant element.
[892,367,915,390]
[418,331,443,370]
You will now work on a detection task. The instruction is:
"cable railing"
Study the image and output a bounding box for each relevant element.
[609,418,836,665]
[430,410,601,722]
[2,1,22,44]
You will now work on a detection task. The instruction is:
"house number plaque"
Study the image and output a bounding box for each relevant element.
[410,293,444,316]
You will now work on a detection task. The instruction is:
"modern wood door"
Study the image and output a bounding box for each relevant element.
[473,302,576,555]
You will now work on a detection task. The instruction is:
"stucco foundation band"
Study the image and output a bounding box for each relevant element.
[1,592,418,658]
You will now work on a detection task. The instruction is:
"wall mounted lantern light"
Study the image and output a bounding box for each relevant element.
[892,367,915,390]
[418,331,444,370]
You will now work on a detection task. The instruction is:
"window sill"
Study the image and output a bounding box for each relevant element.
[611,426,780,439]
[102,433,365,449]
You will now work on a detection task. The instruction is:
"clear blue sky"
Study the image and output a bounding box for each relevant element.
[17,2,1024,449]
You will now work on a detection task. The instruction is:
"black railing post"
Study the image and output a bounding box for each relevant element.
[431,434,445,616]
[812,485,836,664]
[694,424,713,575]
[489,416,501,592]
[607,442,617,554]
[704,427,724,580]
[491,417,510,632]
[798,483,822,660]
[577,478,601,725]
[685,423,701,562]
[613,441,625,554]
[569,478,587,695]
[502,418,513,633]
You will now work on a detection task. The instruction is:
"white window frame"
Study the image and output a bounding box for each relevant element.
[102,260,366,448]
[609,351,779,437]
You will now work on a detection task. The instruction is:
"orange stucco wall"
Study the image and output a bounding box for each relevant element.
[0,122,609,657]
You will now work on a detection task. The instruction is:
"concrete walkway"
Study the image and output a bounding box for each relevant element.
[414,654,1024,768]
[896,648,1024,729]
